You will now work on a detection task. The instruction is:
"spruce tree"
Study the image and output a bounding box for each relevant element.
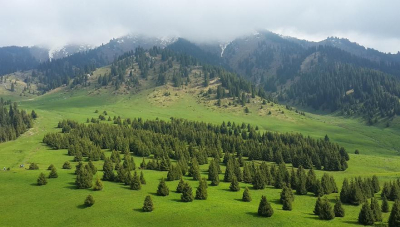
[319,197,335,220]
[382,195,390,213]
[195,178,208,200]
[242,187,252,202]
[93,177,104,191]
[88,160,97,175]
[84,195,95,207]
[281,184,294,211]
[48,167,58,178]
[314,179,324,197]
[243,163,253,183]
[296,166,307,195]
[140,171,146,184]
[340,178,350,203]
[334,199,345,217]
[189,158,200,181]
[224,159,235,182]
[76,165,93,189]
[130,171,141,190]
[253,169,266,190]
[176,177,185,193]
[102,157,115,181]
[371,175,380,193]
[230,176,240,192]
[181,182,194,202]
[306,168,317,193]
[157,178,169,196]
[389,199,400,227]
[371,197,382,222]
[143,195,153,212]
[314,196,323,215]
[48,164,55,170]
[358,201,375,226]
[37,172,47,186]
[258,196,274,217]
[62,161,71,169]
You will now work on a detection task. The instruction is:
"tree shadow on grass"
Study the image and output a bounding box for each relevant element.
[170,198,183,202]
[269,199,281,205]
[245,212,263,218]
[342,220,359,225]
[133,208,144,213]
[149,192,158,196]
[304,216,320,220]
[77,204,87,209]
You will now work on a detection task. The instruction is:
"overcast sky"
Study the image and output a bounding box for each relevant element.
[0,0,399,53]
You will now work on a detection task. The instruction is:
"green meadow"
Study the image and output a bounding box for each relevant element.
[1,82,400,226]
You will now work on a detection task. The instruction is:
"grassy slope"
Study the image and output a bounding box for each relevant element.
[1,70,400,226]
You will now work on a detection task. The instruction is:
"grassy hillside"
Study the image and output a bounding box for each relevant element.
[1,67,400,227]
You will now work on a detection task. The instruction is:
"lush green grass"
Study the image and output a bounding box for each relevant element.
[1,83,400,226]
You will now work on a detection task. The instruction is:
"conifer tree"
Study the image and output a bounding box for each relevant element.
[314,179,324,197]
[176,177,185,193]
[62,161,71,169]
[253,169,266,190]
[242,187,252,202]
[208,160,219,186]
[340,178,350,203]
[281,184,294,211]
[84,195,95,207]
[93,177,103,191]
[157,178,169,196]
[296,166,307,195]
[48,164,55,170]
[37,172,47,186]
[306,168,317,193]
[230,176,240,192]
[389,199,400,227]
[382,195,390,213]
[390,184,400,201]
[319,197,335,220]
[195,178,208,200]
[358,201,375,226]
[243,163,253,183]
[334,199,345,217]
[258,196,274,217]
[189,158,200,181]
[290,168,297,189]
[130,171,141,190]
[140,158,146,169]
[371,197,382,222]
[224,159,235,182]
[181,182,194,202]
[88,160,97,175]
[371,175,380,193]
[234,159,243,182]
[48,167,58,178]
[76,165,93,189]
[143,195,153,212]
[102,157,115,181]
[140,171,146,184]
[314,196,323,215]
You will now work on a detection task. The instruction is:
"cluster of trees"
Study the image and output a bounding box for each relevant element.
[43,118,349,172]
[284,63,400,119]
[340,176,380,205]
[381,180,400,201]
[0,99,37,143]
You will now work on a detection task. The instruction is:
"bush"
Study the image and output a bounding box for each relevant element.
[62,161,71,169]
[143,195,153,212]
[242,187,252,202]
[84,195,95,207]
[29,163,39,170]
[48,167,58,178]
[37,172,47,186]
[93,178,103,191]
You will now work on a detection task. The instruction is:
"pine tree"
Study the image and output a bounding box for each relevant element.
[157,178,169,196]
[140,171,146,184]
[48,167,58,178]
[48,164,55,170]
[102,157,115,181]
[296,166,307,195]
[258,196,274,217]
[224,159,235,182]
[189,158,200,181]
[243,163,253,183]
[334,199,345,217]
[76,165,93,189]
[371,175,380,193]
[319,197,335,220]
[130,171,141,190]
[230,176,240,191]
[253,169,266,190]
[281,184,294,211]
[176,177,185,193]
[181,182,194,202]
[358,201,375,226]
[84,195,95,207]
[340,178,350,203]
[314,179,324,197]
[143,195,153,212]
[389,199,400,227]
[62,161,71,169]
[93,177,104,191]
[37,172,47,186]
[382,195,390,213]
[242,187,252,202]
[314,196,323,215]
[371,197,382,222]
[88,160,97,175]
[195,178,208,200]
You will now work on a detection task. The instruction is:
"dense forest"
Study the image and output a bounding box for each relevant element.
[43,117,349,171]
[0,99,37,142]
[0,46,42,76]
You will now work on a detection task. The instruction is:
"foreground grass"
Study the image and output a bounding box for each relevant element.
[1,85,400,226]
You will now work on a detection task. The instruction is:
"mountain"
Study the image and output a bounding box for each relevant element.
[0,46,48,76]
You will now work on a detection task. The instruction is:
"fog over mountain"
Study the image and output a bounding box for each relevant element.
[0,0,399,53]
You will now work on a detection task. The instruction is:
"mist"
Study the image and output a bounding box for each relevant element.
[0,0,399,53]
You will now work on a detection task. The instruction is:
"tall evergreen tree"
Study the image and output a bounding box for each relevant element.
[48,167,58,178]
[176,177,185,193]
[189,158,200,181]
[181,182,194,202]
[358,201,375,226]
[281,184,294,211]
[242,187,252,202]
[382,195,390,213]
[314,196,323,215]
[102,157,115,181]
[306,168,317,193]
[296,166,307,195]
[340,178,350,203]
[224,159,235,182]
[371,175,380,193]
[143,195,153,212]
[157,178,169,196]
[140,171,146,184]
[230,176,240,192]
[253,169,266,190]
[319,197,335,220]
[130,171,141,190]
[258,196,274,217]
[93,177,104,191]
[389,199,400,227]
[76,165,93,189]
[195,178,208,200]
[370,197,382,222]
[334,199,345,217]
